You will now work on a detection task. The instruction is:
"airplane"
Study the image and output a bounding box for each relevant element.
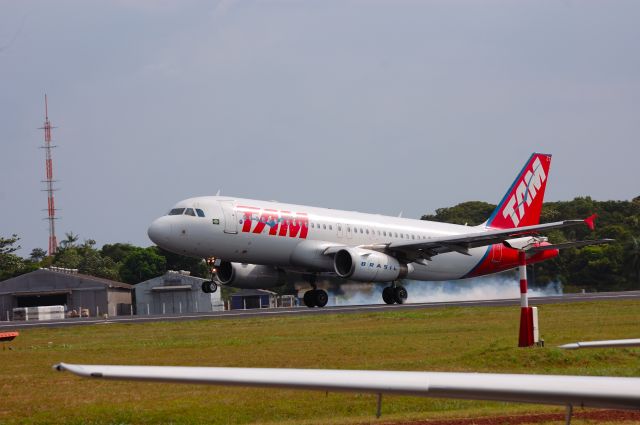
[147,153,610,308]
[55,363,640,423]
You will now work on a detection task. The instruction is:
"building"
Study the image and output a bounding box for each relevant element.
[230,289,277,310]
[135,271,223,315]
[0,268,132,320]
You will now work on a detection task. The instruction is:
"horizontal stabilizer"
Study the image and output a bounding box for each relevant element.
[526,239,614,253]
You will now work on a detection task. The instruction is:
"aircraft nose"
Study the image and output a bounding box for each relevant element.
[148,216,172,246]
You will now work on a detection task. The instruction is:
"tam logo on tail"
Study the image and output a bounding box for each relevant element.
[487,154,551,229]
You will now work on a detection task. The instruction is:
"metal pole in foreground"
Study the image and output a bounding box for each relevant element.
[518,250,534,347]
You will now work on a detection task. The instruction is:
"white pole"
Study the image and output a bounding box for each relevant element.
[6,311,9,321]
[179,302,182,314]
[147,304,150,315]
[130,305,133,316]
[243,298,246,310]
[163,303,165,315]
[96,306,99,317]
[195,300,198,312]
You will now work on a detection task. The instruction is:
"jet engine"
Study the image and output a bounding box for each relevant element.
[333,248,407,282]
[216,262,287,289]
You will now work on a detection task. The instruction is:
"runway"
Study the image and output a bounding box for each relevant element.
[1,290,639,330]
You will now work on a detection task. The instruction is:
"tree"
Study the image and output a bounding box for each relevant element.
[0,234,27,280]
[29,248,48,262]
[59,232,80,250]
[624,237,640,288]
[0,234,21,254]
[156,247,209,278]
[119,248,166,284]
[421,201,496,226]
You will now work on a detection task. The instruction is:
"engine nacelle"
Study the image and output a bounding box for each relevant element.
[216,262,286,289]
[333,248,407,282]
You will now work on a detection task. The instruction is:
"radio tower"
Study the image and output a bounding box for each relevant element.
[40,94,58,256]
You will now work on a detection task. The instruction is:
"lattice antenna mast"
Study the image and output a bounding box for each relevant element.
[40,94,59,255]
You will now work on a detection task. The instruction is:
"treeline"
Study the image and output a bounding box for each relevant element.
[422,196,640,292]
[0,232,208,284]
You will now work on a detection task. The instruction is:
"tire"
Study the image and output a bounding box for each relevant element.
[382,287,395,304]
[303,290,316,308]
[314,290,328,308]
[201,281,211,293]
[393,286,408,304]
[207,281,218,293]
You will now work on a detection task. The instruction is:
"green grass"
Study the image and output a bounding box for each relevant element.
[0,300,638,424]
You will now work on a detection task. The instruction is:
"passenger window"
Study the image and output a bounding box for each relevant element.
[412,235,415,240]
[366,229,369,234]
[169,208,185,216]
[383,231,387,236]
[195,209,205,217]
[360,228,363,234]
[400,234,404,238]
[311,223,315,228]
[329,225,332,230]
[323,224,326,230]
[185,208,196,216]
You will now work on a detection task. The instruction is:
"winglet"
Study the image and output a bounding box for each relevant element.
[584,214,597,231]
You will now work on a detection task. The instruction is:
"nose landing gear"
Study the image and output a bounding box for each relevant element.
[382,283,407,305]
[202,257,220,294]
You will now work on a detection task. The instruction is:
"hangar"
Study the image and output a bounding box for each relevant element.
[230,289,278,310]
[135,271,223,315]
[0,267,132,320]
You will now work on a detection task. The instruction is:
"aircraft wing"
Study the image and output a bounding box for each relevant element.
[386,219,590,259]
[54,363,640,411]
[559,338,640,350]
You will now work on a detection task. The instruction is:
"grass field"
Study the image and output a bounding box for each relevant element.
[1,300,639,425]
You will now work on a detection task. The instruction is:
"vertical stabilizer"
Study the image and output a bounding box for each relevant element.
[485,153,552,229]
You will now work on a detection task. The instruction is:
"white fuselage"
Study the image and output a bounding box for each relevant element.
[148,196,500,281]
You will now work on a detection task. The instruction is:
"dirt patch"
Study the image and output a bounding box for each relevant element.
[385,410,640,425]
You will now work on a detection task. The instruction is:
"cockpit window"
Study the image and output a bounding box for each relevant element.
[195,208,205,217]
[169,208,185,216]
[185,208,196,216]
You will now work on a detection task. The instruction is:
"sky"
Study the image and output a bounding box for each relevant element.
[1,0,639,256]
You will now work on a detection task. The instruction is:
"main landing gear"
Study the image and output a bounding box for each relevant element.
[302,274,328,308]
[303,289,328,308]
[382,283,407,305]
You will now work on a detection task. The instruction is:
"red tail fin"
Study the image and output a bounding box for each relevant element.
[485,153,552,229]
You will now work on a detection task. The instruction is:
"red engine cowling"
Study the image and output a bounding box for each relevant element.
[333,248,407,282]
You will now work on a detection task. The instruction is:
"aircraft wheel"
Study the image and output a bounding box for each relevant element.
[202,281,218,293]
[314,289,328,308]
[393,286,408,304]
[303,290,316,308]
[382,287,395,304]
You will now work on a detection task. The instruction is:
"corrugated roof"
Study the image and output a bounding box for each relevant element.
[0,268,133,289]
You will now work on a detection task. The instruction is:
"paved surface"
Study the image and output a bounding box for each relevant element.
[1,290,639,330]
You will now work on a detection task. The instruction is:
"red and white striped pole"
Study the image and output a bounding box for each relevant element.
[518,250,534,347]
